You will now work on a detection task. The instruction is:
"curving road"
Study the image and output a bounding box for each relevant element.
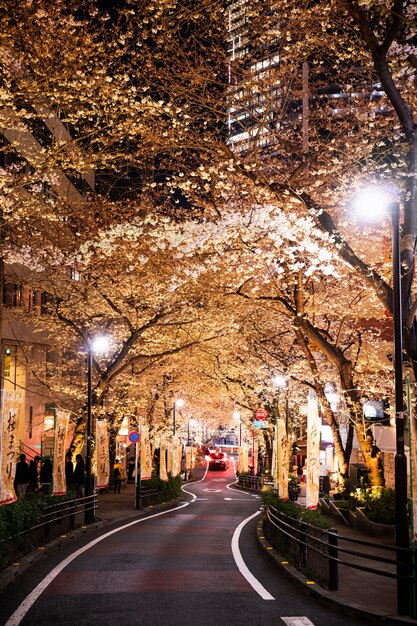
[0,462,358,626]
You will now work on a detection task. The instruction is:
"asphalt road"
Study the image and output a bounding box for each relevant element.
[0,463,360,626]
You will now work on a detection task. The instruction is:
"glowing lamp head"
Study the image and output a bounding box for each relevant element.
[272,374,287,388]
[352,187,392,222]
[175,398,185,409]
[91,335,110,354]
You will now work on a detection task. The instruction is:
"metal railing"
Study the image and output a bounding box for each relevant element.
[0,494,97,570]
[135,485,179,510]
[237,475,264,490]
[265,504,413,591]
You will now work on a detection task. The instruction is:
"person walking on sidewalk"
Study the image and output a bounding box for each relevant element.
[74,454,85,498]
[14,454,30,498]
[113,459,124,493]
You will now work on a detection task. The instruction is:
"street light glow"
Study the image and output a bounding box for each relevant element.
[175,398,185,409]
[91,335,110,354]
[352,187,392,221]
[233,410,241,421]
[272,374,287,388]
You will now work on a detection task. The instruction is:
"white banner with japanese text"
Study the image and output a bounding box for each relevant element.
[159,433,168,482]
[166,440,173,475]
[140,424,152,480]
[52,409,70,495]
[306,391,321,509]
[276,417,289,500]
[172,436,182,477]
[238,444,249,474]
[185,446,195,471]
[0,390,23,505]
[253,438,259,476]
[95,419,110,489]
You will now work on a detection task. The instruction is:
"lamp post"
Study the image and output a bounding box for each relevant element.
[391,201,410,615]
[172,398,184,436]
[85,335,109,524]
[354,191,409,614]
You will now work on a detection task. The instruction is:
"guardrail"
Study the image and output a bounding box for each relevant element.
[135,485,178,510]
[264,504,413,592]
[0,494,97,570]
[237,475,264,490]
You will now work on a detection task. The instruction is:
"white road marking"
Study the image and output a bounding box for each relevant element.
[231,510,275,601]
[225,497,258,501]
[4,501,191,626]
[281,618,316,626]
[204,488,221,492]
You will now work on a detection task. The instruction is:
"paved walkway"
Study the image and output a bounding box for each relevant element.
[96,473,417,624]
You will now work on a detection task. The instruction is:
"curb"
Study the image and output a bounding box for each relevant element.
[256,518,417,626]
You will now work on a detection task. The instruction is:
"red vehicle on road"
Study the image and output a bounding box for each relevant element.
[208,451,229,471]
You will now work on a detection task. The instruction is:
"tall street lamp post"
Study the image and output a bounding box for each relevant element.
[85,335,109,525]
[391,201,409,615]
[354,191,409,615]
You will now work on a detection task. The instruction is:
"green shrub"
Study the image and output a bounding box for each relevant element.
[141,473,182,498]
[261,488,332,529]
[354,487,395,525]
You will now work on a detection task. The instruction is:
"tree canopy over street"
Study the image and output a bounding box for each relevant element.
[1,0,416,483]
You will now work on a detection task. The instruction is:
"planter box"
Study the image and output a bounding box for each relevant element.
[349,507,395,539]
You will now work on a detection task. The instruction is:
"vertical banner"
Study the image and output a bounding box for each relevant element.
[166,441,173,474]
[96,420,110,489]
[140,424,153,480]
[277,417,289,500]
[52,409,70,495]
[238,445,249,474]
[159,433,168,482]
[253,438,259,476]
[172,436,182,477]
[0,390,23,505]
[185,446,195,471]
[306,391,321,509]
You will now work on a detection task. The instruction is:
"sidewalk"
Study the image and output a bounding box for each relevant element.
[259,483,416,625]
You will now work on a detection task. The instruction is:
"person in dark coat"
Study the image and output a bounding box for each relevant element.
[14,453,30,498]
[73,454,85,498]
[65,452,74,491]
[28,455,41,494]
[40,458,52,495]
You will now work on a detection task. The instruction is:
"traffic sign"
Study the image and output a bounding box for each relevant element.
[128,431,140,443]
[255,408,268,419]
[254,420,269,429]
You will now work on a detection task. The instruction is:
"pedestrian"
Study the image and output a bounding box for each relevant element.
[113,458,124,493]
[40,458,52,495]
[28,455,41,494]
[65,452,74,491]
[73,454,85,498]
[14,453,30,498]
[127,458,135,481]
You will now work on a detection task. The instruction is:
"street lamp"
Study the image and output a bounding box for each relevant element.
[85,334,110,524]
[173,398,184,436]
[354,189,409,614]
